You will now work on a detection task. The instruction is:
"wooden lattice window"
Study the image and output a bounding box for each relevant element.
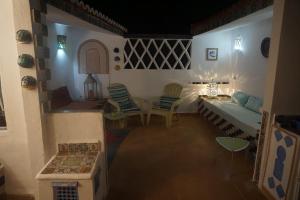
[124,38,192,70]
[78,40,109,74]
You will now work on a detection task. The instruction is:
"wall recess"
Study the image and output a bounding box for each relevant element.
[18,54,34,68]
[114,56,120,61]
[21,76,37,89]
[16,30,32,43]
[113,47,119,53]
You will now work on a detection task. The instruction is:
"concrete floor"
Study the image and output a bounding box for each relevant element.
[106,114,266,200]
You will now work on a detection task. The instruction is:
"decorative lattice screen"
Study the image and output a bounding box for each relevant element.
[124,38,192,70]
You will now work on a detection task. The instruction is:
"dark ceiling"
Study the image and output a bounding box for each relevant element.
[81,0,240,35]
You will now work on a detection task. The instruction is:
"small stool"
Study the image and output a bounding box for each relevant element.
[216,137,250,155]
[216,137,250,176]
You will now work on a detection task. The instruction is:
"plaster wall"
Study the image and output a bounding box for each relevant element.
[0,0,35,195]
[46,111,105,155]
[47,23,74,93]
[192,18,272,98]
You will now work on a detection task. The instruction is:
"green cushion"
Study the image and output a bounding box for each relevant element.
[231,91,249,106]
[108,85,140,113]
[216,137,250,152]
[245,96,262,113]
[158,96,179,110]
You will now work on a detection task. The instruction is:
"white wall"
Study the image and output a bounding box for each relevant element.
[192,18,272,99]
[230,18,272,97]
[48,17,272,113]
[47,23,74,93]
[0,0,35,195]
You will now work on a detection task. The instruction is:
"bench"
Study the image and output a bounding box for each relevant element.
[198,92,262,140]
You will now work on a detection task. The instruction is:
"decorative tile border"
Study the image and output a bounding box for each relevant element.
[48,0,127,35]
[30,0,52,112]
[58,143,100,154]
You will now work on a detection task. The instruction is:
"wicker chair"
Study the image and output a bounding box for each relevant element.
[107,83,145,125]
[147,83,183,127]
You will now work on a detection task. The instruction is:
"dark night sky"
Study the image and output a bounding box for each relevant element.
[81,0,240,35]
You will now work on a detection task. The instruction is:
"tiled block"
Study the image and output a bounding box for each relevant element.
[58,143,100,154]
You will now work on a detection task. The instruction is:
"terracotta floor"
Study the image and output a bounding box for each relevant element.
[106,114,266,200]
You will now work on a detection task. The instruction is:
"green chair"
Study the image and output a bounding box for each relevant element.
[147,83,183,128]
[107,83,145,125]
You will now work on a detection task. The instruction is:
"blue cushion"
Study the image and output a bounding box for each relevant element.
[244,96,262,113]
[231,91,249,106]
[108,85,140,113]
[154,96,179,110]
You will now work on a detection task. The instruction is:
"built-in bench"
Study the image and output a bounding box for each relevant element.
[198,92,263,141]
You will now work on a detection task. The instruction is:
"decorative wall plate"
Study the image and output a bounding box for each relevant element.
[114,56,120,62]
[21,76,37,89]
[18,54,34,68]
[113,47,119,53]
[261,37,271,58]
[16,30,32,43]
[114,65,121,71]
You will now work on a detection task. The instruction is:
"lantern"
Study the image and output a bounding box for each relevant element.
[207,79,218,97]
[84,74,98,100]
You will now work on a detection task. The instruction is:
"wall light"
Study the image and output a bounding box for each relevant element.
[234,36,243,51]
[57,35,67,49]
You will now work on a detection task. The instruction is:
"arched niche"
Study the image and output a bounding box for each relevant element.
[78,39,109,74]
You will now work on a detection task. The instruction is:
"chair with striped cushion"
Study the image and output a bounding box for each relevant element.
[147,83,183,127]
[107,83,145,125]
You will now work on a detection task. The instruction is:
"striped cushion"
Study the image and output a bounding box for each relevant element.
[108,85,140,113]
[154,96,179,110]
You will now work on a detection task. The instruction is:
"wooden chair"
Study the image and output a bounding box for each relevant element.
[147,83,183,127]
[107,83,145,125]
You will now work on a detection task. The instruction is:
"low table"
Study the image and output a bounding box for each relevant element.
[216,137,250,177]
[216,136,250,162]
[216,137,250,153]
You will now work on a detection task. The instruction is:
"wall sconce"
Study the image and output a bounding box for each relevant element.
[57,35,67,49]
[234,36,243,51]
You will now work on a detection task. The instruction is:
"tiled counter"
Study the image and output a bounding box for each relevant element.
[36,143,104,200]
